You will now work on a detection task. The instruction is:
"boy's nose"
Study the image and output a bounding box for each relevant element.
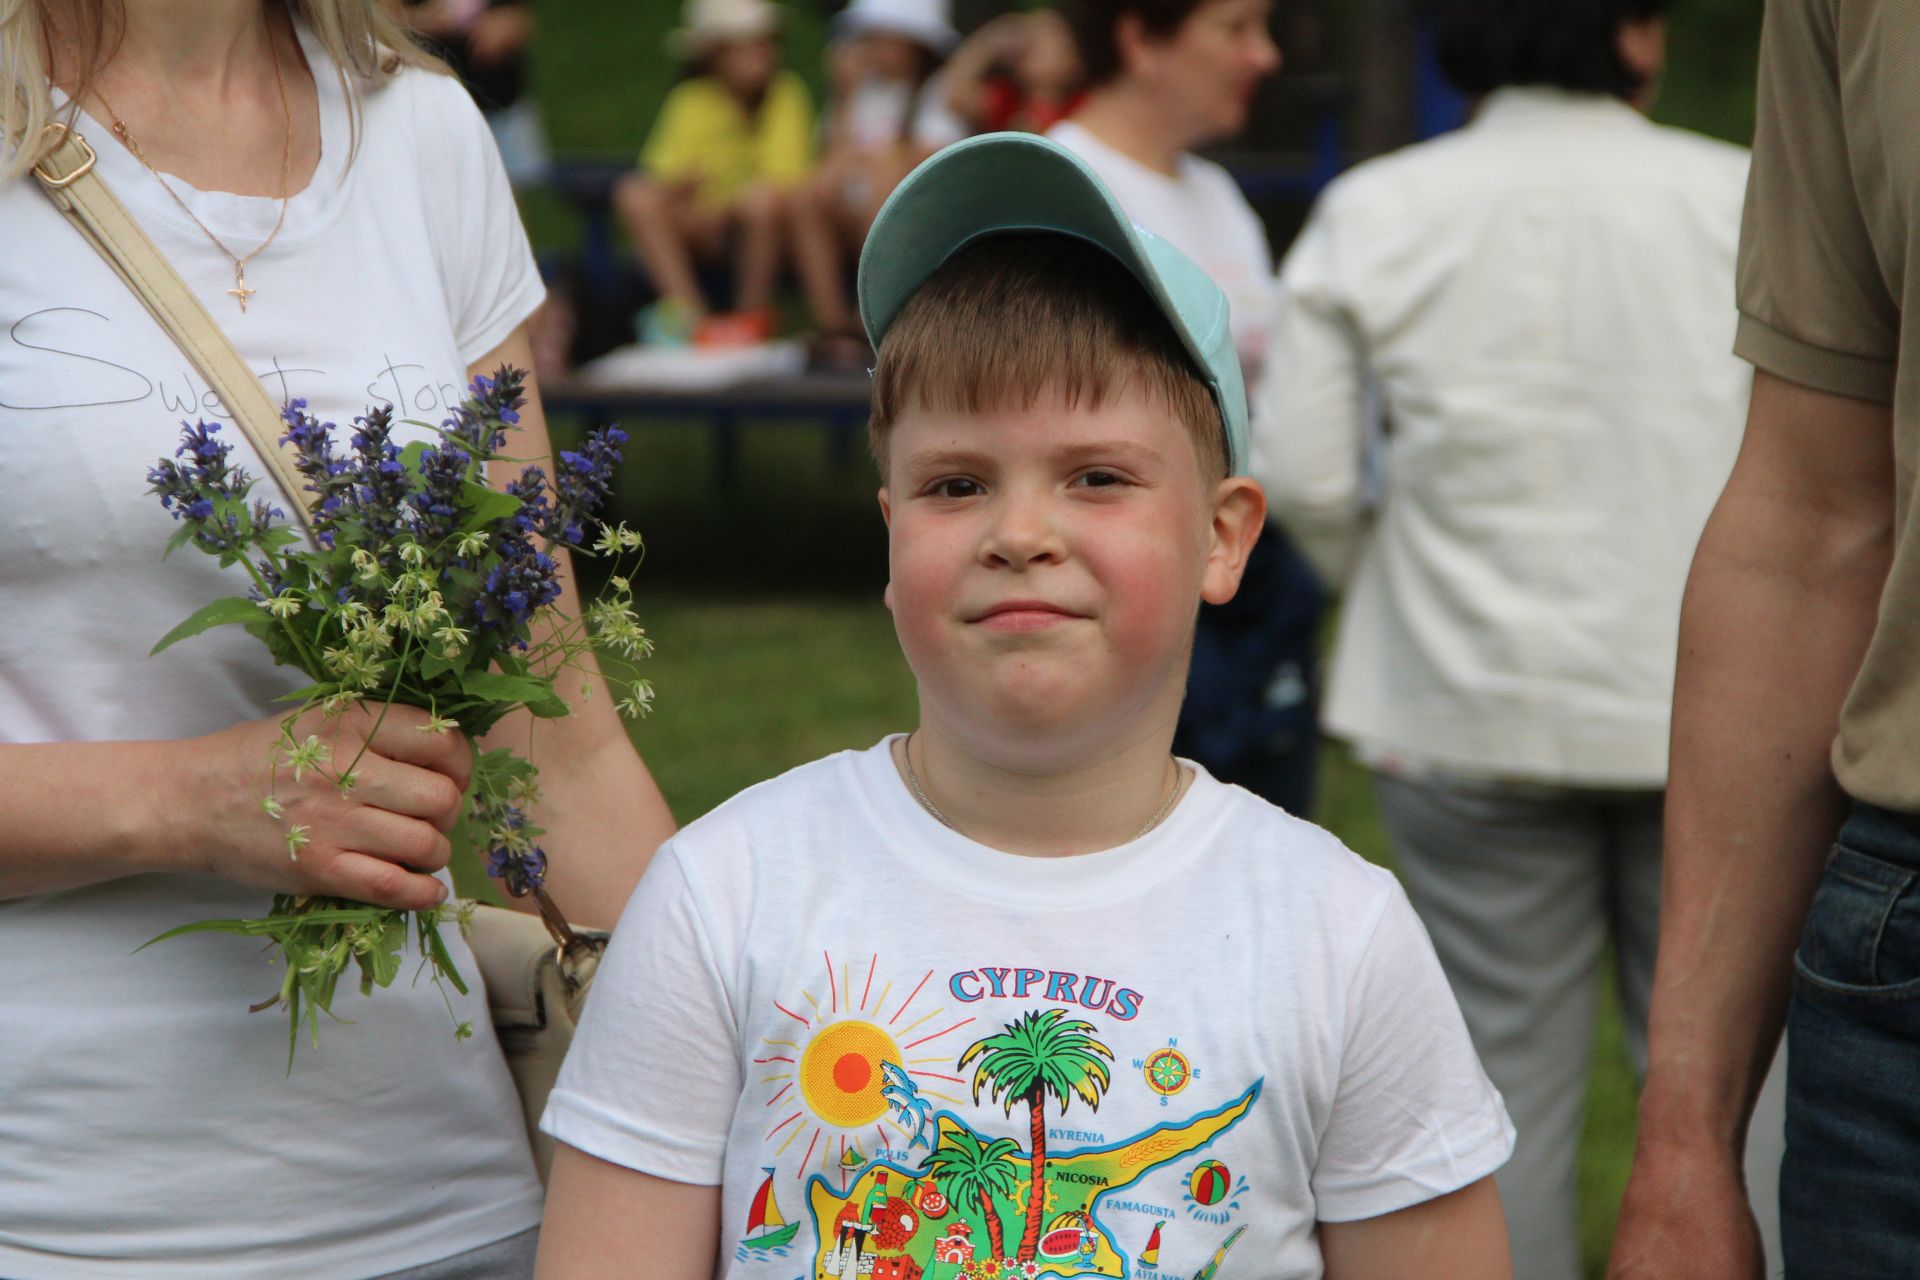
[978,493,1067,569]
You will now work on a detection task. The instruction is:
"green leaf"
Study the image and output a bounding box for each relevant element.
[151,596,266,655]
[398,439,432,477]
[459,481,521,530]
[424,919,470,995]
[459,669,569,718]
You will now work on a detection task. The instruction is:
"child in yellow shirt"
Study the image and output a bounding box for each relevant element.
[616,0,816,346]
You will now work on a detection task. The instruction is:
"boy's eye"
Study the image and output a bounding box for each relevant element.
[927,477,984,499]
[1072,470,1127,489]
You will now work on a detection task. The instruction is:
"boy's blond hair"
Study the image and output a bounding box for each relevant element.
[870,234,1228,482]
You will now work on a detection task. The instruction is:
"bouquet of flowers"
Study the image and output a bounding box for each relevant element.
[143,366,650,1056]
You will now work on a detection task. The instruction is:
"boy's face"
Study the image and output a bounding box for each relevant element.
[880,388,1263,768]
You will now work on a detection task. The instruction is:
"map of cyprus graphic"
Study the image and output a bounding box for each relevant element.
[793,1084,1260,1280]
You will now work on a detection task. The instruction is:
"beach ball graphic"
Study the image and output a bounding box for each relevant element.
[1188,1161,1231,1206]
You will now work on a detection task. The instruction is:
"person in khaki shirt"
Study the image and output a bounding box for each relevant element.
[1610,2,1920,1278]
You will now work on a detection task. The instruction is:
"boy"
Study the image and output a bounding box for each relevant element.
[535,134,1513,1280]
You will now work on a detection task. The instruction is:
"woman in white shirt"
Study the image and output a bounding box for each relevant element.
[1251,3,1768,1276]
[0,2,673,1275]
[1051,0,1327,819]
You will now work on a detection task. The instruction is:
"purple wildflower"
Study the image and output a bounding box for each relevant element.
[410,443,470,548]
[470,464,562,637]
[348,406,409,547]
[443,367,526,458]
[279,399,353,547]
[147,421,264,554]
[547,425,627,546]
[484,843,547,897]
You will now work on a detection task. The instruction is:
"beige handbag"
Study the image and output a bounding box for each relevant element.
[30,120,605,1183]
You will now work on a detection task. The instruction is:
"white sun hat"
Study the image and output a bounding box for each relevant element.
[831,0,959,55]
[667,0,784,57]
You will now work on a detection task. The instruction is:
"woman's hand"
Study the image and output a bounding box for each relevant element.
[0,702,472,902]
[189,701,472,910]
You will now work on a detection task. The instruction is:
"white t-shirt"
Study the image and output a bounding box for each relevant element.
[0,27,547,1280]
[1048,120,1275,364]
[544,741,1511,1279]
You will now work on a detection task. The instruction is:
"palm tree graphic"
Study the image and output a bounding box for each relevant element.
[925,1131,1021,1264]
[958,1008,1114,1262]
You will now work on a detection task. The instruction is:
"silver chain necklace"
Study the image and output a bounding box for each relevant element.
[898,733,1185,843]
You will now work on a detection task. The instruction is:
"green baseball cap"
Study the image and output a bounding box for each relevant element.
[857,132,1250,476]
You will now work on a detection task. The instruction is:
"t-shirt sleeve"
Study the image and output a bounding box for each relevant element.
[1732,0,1898,402]
[1312,883,1514,1223]
[756,74,817,186]
[420,74,546,363]
[541,842,741,1184]
[641,82,703,181]
[1253,188,1370,586]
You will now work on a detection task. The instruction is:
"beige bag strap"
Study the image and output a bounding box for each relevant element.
[29,121,317,540]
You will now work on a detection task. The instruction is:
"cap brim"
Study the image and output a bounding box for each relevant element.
[857,132,1245,472]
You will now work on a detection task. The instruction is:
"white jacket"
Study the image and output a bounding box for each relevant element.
[1252,88,1751,786]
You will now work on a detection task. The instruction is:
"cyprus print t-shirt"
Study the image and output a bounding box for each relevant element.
[545,741,1512,1279]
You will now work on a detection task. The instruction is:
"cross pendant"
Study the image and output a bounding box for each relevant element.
[229,264,255,313]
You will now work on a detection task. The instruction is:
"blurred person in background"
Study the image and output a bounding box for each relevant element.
[942,6,1085,135]
[1607,0,1920,1276]
[615,0,815,348]
[397,0,548,185]
[1053,0,1325,819]
[1251,2,1780,1276]
[792,0,961,367]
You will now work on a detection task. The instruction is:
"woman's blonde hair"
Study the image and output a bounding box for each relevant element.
[1,0,444,183]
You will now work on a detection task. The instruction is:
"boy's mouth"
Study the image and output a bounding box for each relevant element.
[971,599,1086,632]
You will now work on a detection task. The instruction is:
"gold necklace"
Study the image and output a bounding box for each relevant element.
[898,733,1186,844]
[75,25,294,313]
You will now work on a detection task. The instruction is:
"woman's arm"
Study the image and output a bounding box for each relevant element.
[535,1145,720,1280]
[471,327,677,928]
[0,701,467,907]
[1320,1177,1510,1280]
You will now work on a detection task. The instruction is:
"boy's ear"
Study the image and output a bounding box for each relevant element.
[878,488,896,613]
[1201,477,1268,606]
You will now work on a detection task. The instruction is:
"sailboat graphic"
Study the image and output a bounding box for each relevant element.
[742,1167,801,1250]
[1191,1225,1245,1279]
[1141,1220,1165,1265]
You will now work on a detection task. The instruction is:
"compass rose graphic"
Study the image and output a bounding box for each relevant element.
[1142,1046,1192,1104]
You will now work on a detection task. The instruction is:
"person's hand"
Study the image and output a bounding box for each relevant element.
[1608,1136,1765,1279]
[185,702,471,911]
[468,5,534,66]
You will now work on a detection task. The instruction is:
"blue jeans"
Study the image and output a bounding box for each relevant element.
[1783,802,1920,1278]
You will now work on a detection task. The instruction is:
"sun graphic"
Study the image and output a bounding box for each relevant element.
[757,951,978,1180]
[799,1019,903,1127]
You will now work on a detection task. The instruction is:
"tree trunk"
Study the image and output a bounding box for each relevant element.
[1019,1087,1047,1261]
[981,1188,1007,1262]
